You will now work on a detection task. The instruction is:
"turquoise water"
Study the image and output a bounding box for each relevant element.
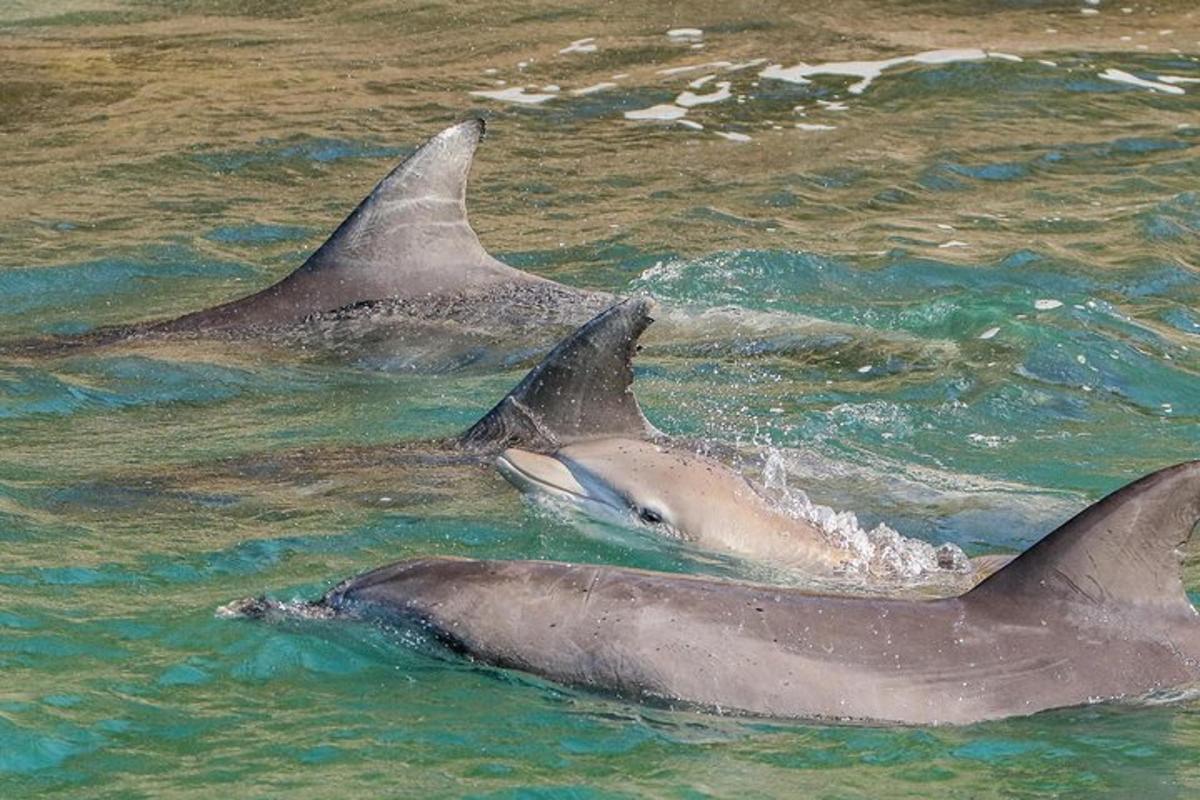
[3,1,1200,796]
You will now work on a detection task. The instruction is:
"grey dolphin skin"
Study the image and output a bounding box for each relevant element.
[225,461,1200,725]
[497,438,850,573]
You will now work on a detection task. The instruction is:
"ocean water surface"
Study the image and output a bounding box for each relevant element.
[2,1,1200,796]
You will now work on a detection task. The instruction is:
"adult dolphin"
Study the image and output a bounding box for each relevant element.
[6,119,614,365]
[224,460,1200,725]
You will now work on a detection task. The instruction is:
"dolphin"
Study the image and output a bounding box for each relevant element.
[4,119,960,376]
[154,119,609,333]
[6,120,613,364]
[487,301,994,581]
[224,460,1200,725]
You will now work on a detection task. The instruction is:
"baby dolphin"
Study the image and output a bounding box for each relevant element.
[226,460,1200,725]
[487,298,985,579]
[472,294,849,571]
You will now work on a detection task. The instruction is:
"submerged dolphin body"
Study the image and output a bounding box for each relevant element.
[226,461,1200,725]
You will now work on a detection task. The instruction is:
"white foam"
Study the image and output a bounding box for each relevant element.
[979,326,1000,340]
[677,119,705,130]
[571,82,618,96]
[714,131,752,142]
[676,81,732,107]
[658,61,733,76]
[760,48,990,95]
[1159,75,1200,85]
[726,58,768,72]
[938,240,970,248]
[1098,68,1186,94]
[760,451,970,580]
[559,37,597,55]
[967,433,1010,448]
[667,28,703,39]
[817,99,849,111]
[688,74,716,89]
[989,52,1023,62]
[624,103,688,121]
[795,123,836,131]
[469,87,557,105]
[1034,298,1063,310]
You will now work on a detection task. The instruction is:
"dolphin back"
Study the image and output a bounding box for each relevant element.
[966,460,1200,615]
[458,297,659,452]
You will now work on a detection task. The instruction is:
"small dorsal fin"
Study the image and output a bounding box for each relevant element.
[966,461,1200,614]
[458,297,659,452]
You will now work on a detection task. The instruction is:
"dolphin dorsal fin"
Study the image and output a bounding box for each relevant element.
[285,118,521,298]
[458,297,659,452]
[967,461,1200,614]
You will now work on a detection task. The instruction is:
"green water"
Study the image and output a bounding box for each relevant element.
[3,1,1200,796]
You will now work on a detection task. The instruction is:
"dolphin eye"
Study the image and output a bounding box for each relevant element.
[638,508,664,525]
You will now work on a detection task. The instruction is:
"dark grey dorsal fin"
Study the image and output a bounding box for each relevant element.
[458,297,659,452]
[967,461,1200,614]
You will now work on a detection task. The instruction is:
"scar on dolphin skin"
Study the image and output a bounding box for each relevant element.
[224,460,1200,726]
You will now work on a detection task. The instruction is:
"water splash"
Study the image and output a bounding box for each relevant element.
[759,448,969,579]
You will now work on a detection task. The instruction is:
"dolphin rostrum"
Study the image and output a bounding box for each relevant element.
[224,460,1200,725]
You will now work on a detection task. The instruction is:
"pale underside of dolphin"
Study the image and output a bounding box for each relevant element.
[225,460,1200,725]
